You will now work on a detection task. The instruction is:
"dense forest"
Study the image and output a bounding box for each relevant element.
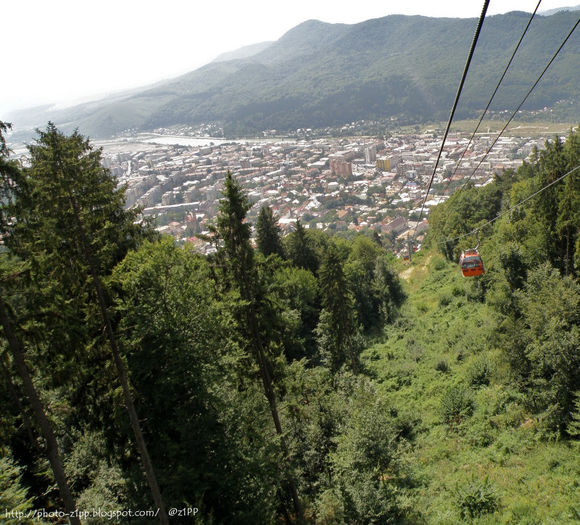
[0,122,579,524]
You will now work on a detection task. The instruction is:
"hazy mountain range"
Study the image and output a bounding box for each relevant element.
[7,7,580,140]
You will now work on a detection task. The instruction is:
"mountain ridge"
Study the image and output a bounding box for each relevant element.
[212,41,274,63]
[7,10,580,139]
[539,3,580,16]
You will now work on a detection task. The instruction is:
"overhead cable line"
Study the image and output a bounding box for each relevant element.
[450,0,542,182]
[458,14,580,192]
[440,163,580,246]
[413,0,490,234]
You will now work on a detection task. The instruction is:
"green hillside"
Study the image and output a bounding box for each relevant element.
[364,251,580,523]
[11,10,580,138]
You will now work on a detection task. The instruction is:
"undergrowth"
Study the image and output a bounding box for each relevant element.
[363,251,580,523]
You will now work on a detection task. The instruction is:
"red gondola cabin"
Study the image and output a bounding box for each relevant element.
[459,249,484,277]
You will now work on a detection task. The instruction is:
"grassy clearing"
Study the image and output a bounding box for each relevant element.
[364,250,580,524]
[448,120,577,137]
[408,120,577,137]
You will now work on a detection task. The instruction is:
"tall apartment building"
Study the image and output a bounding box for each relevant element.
[329,152,353,177]
[329,158,352,177]
[376,154,401,171]
[364,145,377,164]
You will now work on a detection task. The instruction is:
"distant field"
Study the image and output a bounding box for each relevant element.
[448,120,578,137]
[397,120,578,138]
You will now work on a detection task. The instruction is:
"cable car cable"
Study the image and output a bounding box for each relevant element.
[440,163,580,246]
[408,0,490,258]
[415,0,490,228]
[457,14,580,192]
[450,1,542,182]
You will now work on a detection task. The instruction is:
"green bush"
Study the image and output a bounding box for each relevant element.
[431,257,447,271]
[466,278,487,302]
[438,293,453,307]
[435,359,450,373]
[504,501,540,524]
[567,391,580,437]
[416,302,429,313]
[440,385,475,425]
[455,476,499,519]
[452,285,465,297]
[330,399,408,524]
[465,416,496,448]
[466,356,493,387]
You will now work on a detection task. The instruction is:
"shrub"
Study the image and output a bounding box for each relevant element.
[441,385,475,425]
[455,476,499,519]
[465,416,496,448]
[466,356,493,387]
[567,391,580,437]
[431,257,447,271]
[331,400,408,524]
[409,344,424,362]
[435,359,450,373]
[416,302,429,313]
[452,285,465,297]
[438,293,453,307]
[466,278,487,302]
[504,501,540,524]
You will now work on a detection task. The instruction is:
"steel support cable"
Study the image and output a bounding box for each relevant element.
[440,163,580,246]
[450,0,542,182]
[458,14,580,192]
[413,0,490,239]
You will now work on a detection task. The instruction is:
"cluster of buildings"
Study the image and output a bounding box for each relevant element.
[100,130,549,256]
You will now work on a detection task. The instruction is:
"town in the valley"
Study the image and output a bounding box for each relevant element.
[99,125,556,257]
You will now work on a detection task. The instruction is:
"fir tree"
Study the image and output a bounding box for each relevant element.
[256,205,284,258]
[0,123,168,523]
[0,122,80,524]
[317,243,360,372]
[0,455,47,525]
[286,219,318,274]
[215,172,303,520]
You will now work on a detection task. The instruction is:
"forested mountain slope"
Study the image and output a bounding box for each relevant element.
[0,122,579,523]
[8,10,580,138]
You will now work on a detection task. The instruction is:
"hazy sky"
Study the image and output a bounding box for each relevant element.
[1,0,574,116]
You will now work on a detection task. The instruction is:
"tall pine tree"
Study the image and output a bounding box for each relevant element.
[0,123,168,523]
[0,122,80,524]
[215,172,303,521]
[317,243,360,372]
[286,219,319,274]
[256,205,285,258]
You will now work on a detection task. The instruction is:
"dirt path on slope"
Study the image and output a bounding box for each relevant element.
[399,255,432,281]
